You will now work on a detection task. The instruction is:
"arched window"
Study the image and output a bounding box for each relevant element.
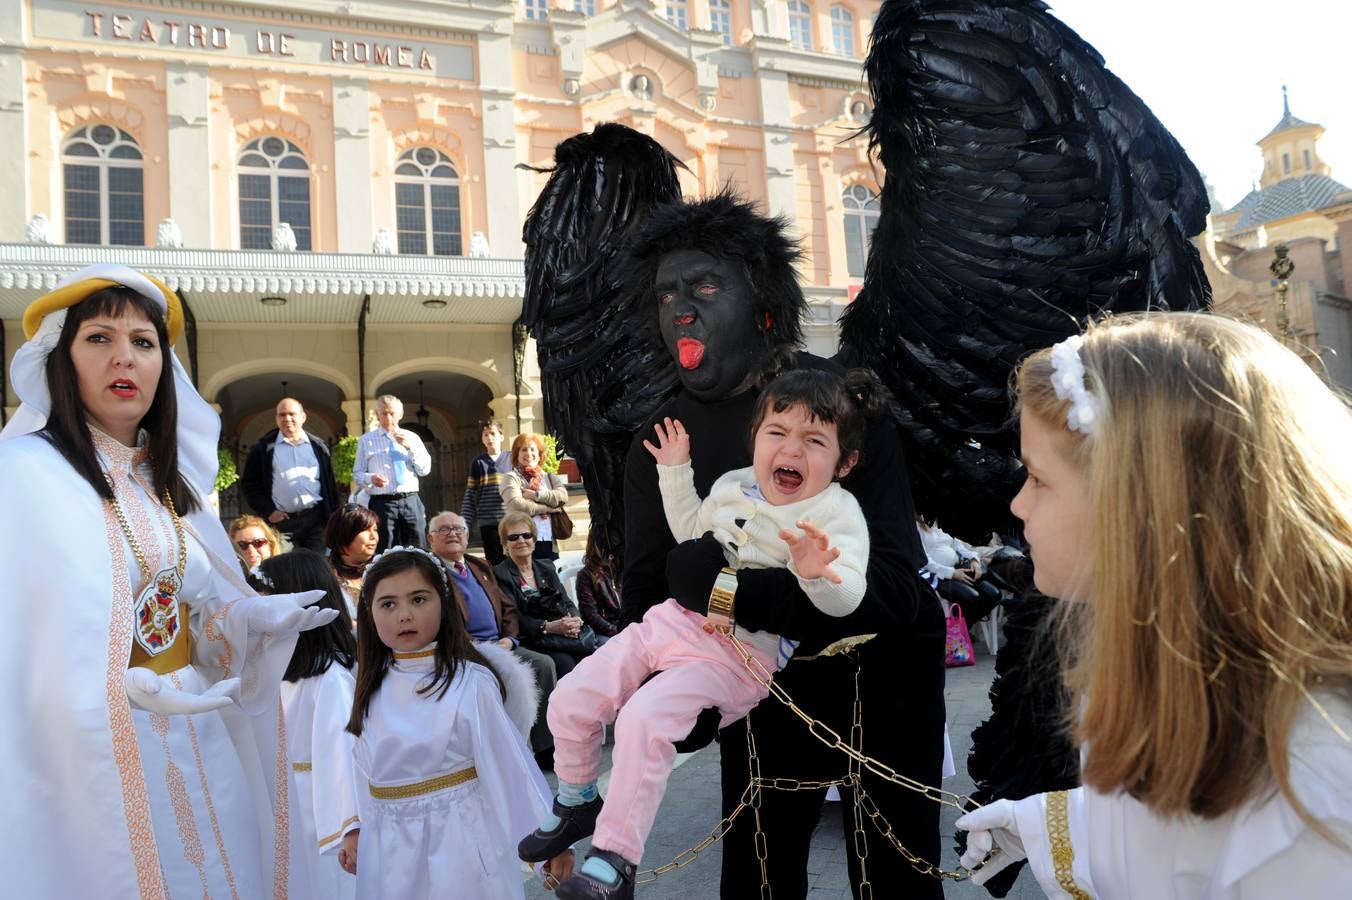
[394,147,463,256]
[830,5,856,56]
[843,184,879,277]
[524,0,548,20]
[666,0,689,29]
[788,0,813,50]
[62,124,144,246]
[709,0,733,44]
[238,136,312,250]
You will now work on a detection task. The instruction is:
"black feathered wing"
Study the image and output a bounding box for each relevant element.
[837,0,1211,538]
[519,124,684,552]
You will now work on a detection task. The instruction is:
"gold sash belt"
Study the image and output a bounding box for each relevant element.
[128,601,192,676]
[368,766,478,800]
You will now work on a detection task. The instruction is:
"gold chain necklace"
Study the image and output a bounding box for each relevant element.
[106,475,188,659]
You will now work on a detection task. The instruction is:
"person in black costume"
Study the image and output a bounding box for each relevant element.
[618,195,947,900]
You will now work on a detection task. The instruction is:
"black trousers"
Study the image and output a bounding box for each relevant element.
[718,624,947,900]
[479,523,505,566]
[274,505,327,553]
[369,492,428,552]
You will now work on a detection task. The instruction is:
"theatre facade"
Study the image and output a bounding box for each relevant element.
[0,0,881,513]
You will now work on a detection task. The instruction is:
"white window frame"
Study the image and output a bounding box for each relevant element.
[524,0,549,20]
[61,124,144,246]
[843,183,880,278]
[237,136,312,251]
[710,0,733,44]
[788,0,813,50]
[666,0,689,29]
[831,5,856,57]
[393,146,463,257]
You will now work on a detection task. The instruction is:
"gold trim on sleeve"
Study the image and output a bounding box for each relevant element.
[317,815,361,849]
[292,761,312,772]
[1046,790,1092,900]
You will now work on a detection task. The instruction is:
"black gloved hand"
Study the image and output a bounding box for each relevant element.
[666,534,728,616]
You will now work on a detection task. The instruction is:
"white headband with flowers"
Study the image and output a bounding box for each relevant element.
[1048,335,1101,435]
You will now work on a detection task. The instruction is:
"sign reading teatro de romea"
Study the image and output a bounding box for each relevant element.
[31,0,475,81]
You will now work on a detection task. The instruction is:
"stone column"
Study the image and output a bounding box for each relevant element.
[164,63,213,248]
[333,77,374,253]
[0,48,29,241]
[340,399,366,439]
[479,28,521,258]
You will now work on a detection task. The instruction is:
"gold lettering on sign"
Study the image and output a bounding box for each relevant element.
[111,14,132,39]
[329,39,347,63]
[187,23,206,48]
[211,26,229,49]
[419,49,432,70]
[278,33,294,56]
[352,41,369,64]
[397,46,411,68]
[85,11,103,37]
[373,45,390,66]
[138,19,155,42]
[164,21,181,44]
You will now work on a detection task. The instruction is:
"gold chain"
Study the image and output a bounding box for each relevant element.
[634,634,974,886]
[105,476,186,586]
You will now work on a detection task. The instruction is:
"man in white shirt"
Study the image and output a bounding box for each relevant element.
[240,397,339,552]
[352,394,432,551]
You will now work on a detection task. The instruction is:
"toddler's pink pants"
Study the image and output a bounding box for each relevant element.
[547,598,776,865]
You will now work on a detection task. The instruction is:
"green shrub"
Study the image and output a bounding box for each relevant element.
[541,433,560,475]
[332,434,359,485]
[215,447,239,494]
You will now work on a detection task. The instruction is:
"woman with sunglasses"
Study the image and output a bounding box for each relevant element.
[228,514,282,575]
[493,513,603,677]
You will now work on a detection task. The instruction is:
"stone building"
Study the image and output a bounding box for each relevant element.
[0,0,882,515]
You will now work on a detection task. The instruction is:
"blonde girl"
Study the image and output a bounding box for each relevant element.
[340,548,572,899]
[957,312,1352,897]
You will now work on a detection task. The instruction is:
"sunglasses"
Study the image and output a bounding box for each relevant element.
[235,538,269,550]
[505,532,535,542]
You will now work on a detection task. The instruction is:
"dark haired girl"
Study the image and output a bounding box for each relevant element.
[520,367,883,897]
[253,550,361,897]
[324,503,380,618]
[340,547,573,898]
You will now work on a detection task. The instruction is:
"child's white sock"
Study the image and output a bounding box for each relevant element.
[558,779,598,807]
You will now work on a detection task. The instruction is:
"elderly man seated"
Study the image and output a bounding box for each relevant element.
[428,510,560,769]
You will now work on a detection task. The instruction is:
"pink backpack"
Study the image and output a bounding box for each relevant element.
[945,603,976,668]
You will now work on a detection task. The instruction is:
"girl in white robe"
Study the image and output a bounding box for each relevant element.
[254,550,363,900]
[0,265,337,899]
[957,315,1352,897]
[341,547,574,899]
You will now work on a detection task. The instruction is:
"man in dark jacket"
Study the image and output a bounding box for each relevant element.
[240,398,340,552]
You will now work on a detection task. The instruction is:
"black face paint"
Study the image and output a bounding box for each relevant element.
[654,249,767,401]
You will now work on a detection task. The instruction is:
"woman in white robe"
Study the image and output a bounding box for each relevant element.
[956,315,1352,897]
[0,265,336,899]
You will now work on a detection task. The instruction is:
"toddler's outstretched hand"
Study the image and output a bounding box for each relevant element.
[642,417,691,466]
[338,828,359,875]
[542,849,575,892]
[780,520,843,584]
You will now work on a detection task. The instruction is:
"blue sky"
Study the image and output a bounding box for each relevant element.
[1044,0,1350,210]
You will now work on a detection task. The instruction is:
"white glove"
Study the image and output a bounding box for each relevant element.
[956,798,1028,885]
[125,667,240,715]
[246,590,340,635]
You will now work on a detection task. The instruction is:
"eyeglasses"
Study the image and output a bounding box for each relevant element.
[431,525,468,536]
[504,532,535,542]
[235,538,269,550]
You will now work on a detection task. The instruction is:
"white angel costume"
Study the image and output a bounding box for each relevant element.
[281,664,361,900]
[959,694,1352,898]
[352,647,553,900]
[0,264,332,899]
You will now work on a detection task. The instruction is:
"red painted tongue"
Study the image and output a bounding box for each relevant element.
[677,338,705,370]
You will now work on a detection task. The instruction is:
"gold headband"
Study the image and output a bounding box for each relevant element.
[22,274,183,342]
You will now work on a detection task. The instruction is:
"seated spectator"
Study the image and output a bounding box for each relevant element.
[323,503,380,620]
[574,528,621,637]
[499,432,568,561]
[918,518,1002,623]
[427,510,561,770]
[493,512,605,678]
[228,514,282,577]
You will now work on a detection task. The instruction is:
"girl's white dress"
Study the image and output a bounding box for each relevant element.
[353,648,553,899]
[281,664,361,900]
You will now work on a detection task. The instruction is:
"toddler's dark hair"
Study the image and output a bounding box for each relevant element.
[254,549,356,682]
[748,365,887,468]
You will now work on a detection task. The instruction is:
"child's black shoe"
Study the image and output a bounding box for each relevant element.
[518,795,603,862]
[555,848,636,900]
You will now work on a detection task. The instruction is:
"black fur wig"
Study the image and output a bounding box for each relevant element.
[620,191,808,353]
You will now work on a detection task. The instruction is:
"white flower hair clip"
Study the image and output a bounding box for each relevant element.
[361,545,450,586]
[1048,335,1101,435]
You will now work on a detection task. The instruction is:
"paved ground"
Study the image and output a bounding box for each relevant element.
[525,651,1045,900]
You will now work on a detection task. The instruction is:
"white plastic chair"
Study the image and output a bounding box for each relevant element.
[556,562,584,606]
[975,605,1004,657]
